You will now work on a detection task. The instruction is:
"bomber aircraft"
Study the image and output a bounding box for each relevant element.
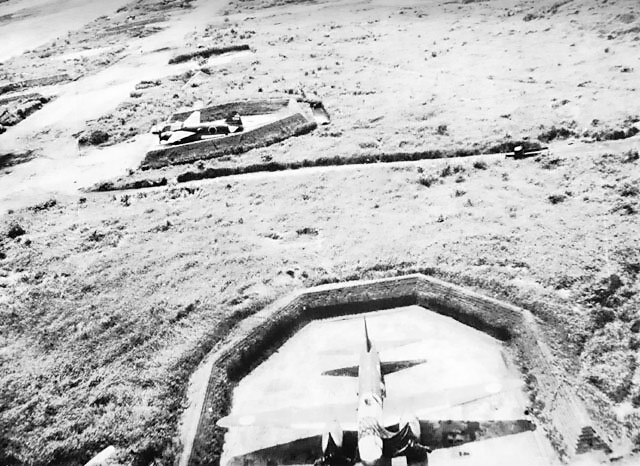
[151,109,243,145]
[217,320,535,466]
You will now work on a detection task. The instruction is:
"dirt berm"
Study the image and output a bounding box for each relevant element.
[183,274,615,466]
[141,98,316,169]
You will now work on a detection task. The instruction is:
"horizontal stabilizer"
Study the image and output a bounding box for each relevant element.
[321,366,359,377]
[381,359,427,376]
[321,359,427,377]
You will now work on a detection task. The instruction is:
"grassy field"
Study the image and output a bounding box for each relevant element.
[2,142,640,464]
[1,0,640,465]
[79,0,640,161]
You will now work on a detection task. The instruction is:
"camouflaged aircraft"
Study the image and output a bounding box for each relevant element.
[217,320,535,466]
[151,109,243,145]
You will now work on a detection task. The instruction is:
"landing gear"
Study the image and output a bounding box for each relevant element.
[313,452,352,466]
[404,440,431,465]
[384,417,431,466]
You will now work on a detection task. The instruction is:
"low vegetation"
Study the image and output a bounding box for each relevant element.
[2,143,639,465]
[2,0,640,464]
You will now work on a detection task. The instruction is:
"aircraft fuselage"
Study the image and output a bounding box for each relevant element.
[356,325,387,466]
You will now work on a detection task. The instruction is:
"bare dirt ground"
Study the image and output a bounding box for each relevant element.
[1,0,640,466]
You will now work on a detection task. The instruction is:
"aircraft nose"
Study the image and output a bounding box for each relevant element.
[358,435,383,465]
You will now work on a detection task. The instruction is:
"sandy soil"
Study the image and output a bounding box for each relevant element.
[1,1,640,466]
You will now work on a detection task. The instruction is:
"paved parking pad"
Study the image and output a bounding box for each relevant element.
[221,305,559,466]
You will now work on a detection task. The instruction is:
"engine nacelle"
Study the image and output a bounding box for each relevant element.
[398,415,421,440]
[322,421,344,454]
[316,421,352,466]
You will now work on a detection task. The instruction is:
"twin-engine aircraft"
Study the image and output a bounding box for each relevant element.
[151,109,243,145]
[218,320,535,466]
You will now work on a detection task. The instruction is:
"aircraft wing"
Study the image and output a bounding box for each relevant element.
[222,419,535,466]
[383,379,524,421]
[322,359,427,377]
[217,400,359,430]
[225,431,358,466]
[183,110,201,127]
[418,419,536,450]
[166,130,198,144]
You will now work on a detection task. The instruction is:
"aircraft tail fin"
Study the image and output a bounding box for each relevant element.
[225,111,243,128]
[364,318,372,352]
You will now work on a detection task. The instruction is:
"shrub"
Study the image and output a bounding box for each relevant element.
[440,164,465,178]
[591,307,616,329]
[29,198,56,212]
[120,194,131,207]
[588,126,639,142]
[612,202,637,215]
[539,156,562,169]
[6,223,25,239]
[473,160,488,170]
[78,130,110,146]
[623,149,639,163]
[418,175,439,187]
[296,227,318,236]
[587,274,624,308]
[548,193,567,204]
[440,165,452,177]
[87,230,105,242]
[151,220,172,233]
[538,125,577,143]
[619,183,639,197]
